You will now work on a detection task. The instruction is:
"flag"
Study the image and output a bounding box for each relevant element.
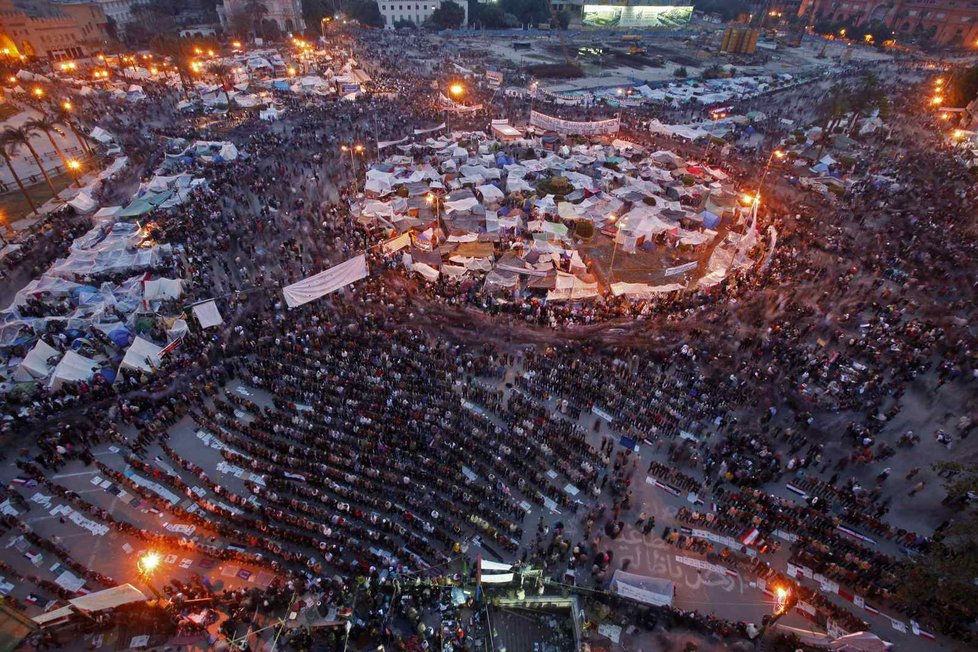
[739,527,760,546]
[160,335,184,358]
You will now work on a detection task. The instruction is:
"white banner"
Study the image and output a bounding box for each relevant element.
[480,573,514,584]
[377,136,410,150]
[529,110,619,135]
[283,255,368,309]
[192,300,223,329]
[664,261,698,277]
[480,559,512,572]
[413,123,446,136]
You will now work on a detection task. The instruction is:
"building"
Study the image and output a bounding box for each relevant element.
[377,0,468,28]
[720,23,760,53]
[0,0,107,60]
[216,0,303,34]
[799,0,978,46]
[73,0,146,28]
[580,0,692,30]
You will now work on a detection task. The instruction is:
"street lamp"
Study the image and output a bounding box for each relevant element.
[449,82,464,99]
[607,213,623,283]
[137,552,163,599]
[66,159,81,187]
[32,87,43,98]
[426,192,442,225]
[341,144,365,194]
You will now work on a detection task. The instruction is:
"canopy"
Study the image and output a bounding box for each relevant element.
[33,584,148,626]
[191,300,223,329]
[48,351,99,390]
[830,632,892,652]
[12,339,60,382]
[143,278,183,301]
[119,337,162,373]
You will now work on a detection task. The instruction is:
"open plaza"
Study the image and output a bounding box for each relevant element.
[0,9,974,652]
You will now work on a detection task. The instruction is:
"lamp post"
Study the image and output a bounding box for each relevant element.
[426,192,441,227]
[607,213,622,283]
[66,158,82,188]
[341,144,364,195]
[137,552,163,600]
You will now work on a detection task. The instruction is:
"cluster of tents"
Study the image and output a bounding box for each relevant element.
[356,130,754,301]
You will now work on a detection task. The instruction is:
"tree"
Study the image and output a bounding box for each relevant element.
[673,66,688,78]
[945,65,978,108]
[815,83,849,157]
[149,35,195,100]
[846,73,886,135]
[469,1,505,27]
[693,0,748,21]
[4,126,60,201]
[207,63,235,110]
[500,0,549,27]
[53,109,91,157]
[341,0,384,27]
[226,7,254,38]
[552,9,570,29]
[24,116,78,188]
[0,132,37,215]
[429,1,465,28]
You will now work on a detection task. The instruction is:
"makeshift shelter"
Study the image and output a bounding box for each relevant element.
[142,278,183,301]
[830,632,892,652]
[12,339,60,383]
[119,337,163,373]
[33,585,148,628]
[48,351,99,390]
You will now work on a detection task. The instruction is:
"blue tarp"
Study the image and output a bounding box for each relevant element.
[108,328,133,348]
[700,210,720,229]
[273,80,291,91]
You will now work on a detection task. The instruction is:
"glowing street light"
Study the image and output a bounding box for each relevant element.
[232,41,242,48]
[66,159,81,171]
[449,82,464,98]
[931,95,944,106]
[137,552,163,599]
[32,87,43,97]
[287,66,297,76]
[62,100,72,111]
[341,144,365,194]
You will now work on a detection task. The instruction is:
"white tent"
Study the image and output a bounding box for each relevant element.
[192,300,223,329]
[143,278,183,301]
[166,319,189,342]
[68,191,98,213]
[13,339,60,382]
[89,127,115,144]
[48,351,100,390]
[476,184,504,203]
[119,337,162,373]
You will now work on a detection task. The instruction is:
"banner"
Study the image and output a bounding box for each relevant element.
[283,254,369,309]
[377,136,410,150]
[664,261,698,277]
[529,110,619,136]
[541,90,592,106]
[414,122,447,135]
[486,70,503,87]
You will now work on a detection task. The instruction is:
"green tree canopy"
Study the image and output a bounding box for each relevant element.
[429,1,465,29]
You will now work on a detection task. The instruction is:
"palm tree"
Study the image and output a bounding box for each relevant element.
[149,35,194,100]
[54,109,92,157]
[816,84,850,158]
[207,62,235,111]
[3,126,60,201]
[25,116,80,188]
[0,132,38,216]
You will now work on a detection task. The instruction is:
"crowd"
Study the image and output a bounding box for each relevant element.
[0,28,975,652]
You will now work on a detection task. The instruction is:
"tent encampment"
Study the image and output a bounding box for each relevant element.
[48,351,99,390]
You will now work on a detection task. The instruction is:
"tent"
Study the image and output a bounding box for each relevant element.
[48,351,99,390]
[476,184,504,203]
[142,278,183,301]
[830,632,892,652]
[33,584,148,627]
[609,570,673,607]
[67,191,98,213]
[89,127,115,144]
[119,337,162,373]
[191,300,223,329]
[12,340,60,382]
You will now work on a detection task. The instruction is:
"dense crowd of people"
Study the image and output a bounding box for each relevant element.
[0,27,975,652]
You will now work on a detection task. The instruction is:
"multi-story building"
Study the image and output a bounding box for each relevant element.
[0,0,107,60]
[798,0,978,46]
[216,0,303,34]
[377,0,468,28]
